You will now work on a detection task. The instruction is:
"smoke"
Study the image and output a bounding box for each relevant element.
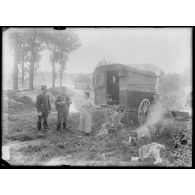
[69,90,85,113]
[66,85,93,113]
[134,64,192,112]
[159,66,192,112]
[59,83,86,113]
[136,101,167,139]
[136,66,192,139]
[72,96,85,112]
[146,101,167,127]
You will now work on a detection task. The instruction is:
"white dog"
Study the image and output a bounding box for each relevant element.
[131,142,166,164]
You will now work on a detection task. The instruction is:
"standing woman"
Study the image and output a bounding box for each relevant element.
[78,92,95,135]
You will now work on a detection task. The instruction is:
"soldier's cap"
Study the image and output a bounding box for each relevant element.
[41,85,47,90]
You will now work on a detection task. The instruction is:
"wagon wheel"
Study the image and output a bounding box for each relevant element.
[137,99,151,125]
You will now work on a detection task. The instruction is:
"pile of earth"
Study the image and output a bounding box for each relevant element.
[8,99,35,115]
[5,87,84,115]
[6,89,56,113]
[7,89,37,104]
[6,90,36,114]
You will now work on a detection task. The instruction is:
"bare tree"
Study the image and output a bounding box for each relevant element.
[9,29,44,90]
[8,28,81,90]
[10,32,24,90]
[24,29,45,89]
[50,47,58,87]
[43,30,81,87]
[58,51,68,87]
[13,33,19,90]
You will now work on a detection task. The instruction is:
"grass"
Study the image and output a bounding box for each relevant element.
[4,107,192,166]
[6,132,35,142]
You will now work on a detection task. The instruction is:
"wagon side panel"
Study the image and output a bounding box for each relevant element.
[127,91,155,124]
[119,76,128,106]
[101,87,107,106]
[95,88,100,106]
[127,91,155,109]
[94,71,107,106]
[127,71,156,93]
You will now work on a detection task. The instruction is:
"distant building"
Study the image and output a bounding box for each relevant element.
[75,74,92,90]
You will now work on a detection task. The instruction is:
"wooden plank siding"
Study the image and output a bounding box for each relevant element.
[119,76,128,106]
[126,71,156,93]
[94,71,107,106]
[93,64,157,107]
[127,91,155,110]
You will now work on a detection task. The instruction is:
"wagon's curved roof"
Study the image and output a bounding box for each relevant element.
[94,64,157,77]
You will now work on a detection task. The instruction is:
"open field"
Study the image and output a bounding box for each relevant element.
[2,90,192,167]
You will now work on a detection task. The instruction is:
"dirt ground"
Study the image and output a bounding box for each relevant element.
[2,90,192,167]
[3,109,139,166]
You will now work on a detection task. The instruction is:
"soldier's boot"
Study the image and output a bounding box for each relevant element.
[56,123,61,131]
[63,122,67,130]
[43,121,48,130]
[37,121,41,131]
[45,121,48,129]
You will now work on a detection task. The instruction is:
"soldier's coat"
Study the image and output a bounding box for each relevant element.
[36,93,51,120]
[55,94,71,124]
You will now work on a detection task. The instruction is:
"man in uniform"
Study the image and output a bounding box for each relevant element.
[36,85,51,131]
[55,87,72,131]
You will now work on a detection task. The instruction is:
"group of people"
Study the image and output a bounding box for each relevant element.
[35,85,95,135]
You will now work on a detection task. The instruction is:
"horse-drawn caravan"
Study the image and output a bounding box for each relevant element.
[93,64,158,126]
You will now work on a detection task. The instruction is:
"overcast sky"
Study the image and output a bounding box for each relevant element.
[3,28,192,75]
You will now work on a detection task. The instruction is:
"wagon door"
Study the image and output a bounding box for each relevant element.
[106,70,119,105]
[118,69,128,106]
[94,71,107,106]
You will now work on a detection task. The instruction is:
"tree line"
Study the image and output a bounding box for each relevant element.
[8,28,81,90]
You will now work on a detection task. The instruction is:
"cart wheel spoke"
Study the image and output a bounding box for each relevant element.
[144,104,151,112]
[138,99,151,125]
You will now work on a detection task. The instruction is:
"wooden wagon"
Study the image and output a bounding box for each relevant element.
[93,64,158,125]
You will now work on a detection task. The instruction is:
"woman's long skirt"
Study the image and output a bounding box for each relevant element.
[78,109,92,133]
